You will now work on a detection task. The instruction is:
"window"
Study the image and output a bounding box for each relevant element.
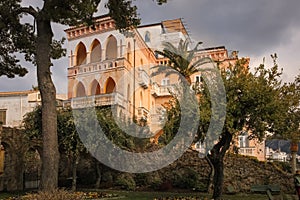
[145,31,151,43]
[161,78,170,86]
[0,110,6,125]
[195,75,201,83]
[238,131,249,148]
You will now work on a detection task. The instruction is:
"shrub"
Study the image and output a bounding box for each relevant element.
[172,168,200,189]
[115,173,136,191]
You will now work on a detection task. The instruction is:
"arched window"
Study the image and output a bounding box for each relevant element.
[90,80,101,95]
[105,77,116,94]
[76,82,86,97]
[75,42,87,65]
[106,35,117,60]
[90,39,102,63]
[145,31,151,43]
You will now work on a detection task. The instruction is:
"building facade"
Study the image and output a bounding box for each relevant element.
[65,15,270,161]
[0,90,66,128]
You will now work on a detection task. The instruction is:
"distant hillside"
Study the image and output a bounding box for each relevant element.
[266,139,300,154]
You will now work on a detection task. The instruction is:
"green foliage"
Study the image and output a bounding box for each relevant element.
[173,168,199,189]
[23,106,153,154]
[154,39,212,83]
[160,98,181,145]
[198,56,293,142]
[272,72,300,141]
[23,106,42,139]
[105,0,140,33]
[57,107,86,158]
[23,106,86,157]
[115,173,136,191]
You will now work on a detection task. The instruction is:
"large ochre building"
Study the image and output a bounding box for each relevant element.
[65,15,265,160]
[66,15,235,130]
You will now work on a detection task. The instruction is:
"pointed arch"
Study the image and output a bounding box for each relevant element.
[106,35,117,60]
[105,77,116,94]
[76,82,86,97]
[90,39,102,63]
[90,80,101,96]
[75,42,87,66]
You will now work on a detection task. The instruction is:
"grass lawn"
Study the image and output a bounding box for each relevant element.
[0,192,25,199]
[91,190,269,200]
[0,190,273,200]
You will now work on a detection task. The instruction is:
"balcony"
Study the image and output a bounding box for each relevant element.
[137,107,149,120]
[138,69,150,89]
[151,83,174,97]
[71,58,130,76]
[71,93,125,109]
[239,147,256,157]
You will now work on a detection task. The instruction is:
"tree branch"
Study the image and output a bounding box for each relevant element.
[18,6,37,18]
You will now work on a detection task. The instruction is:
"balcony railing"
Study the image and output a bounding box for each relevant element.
[71,92,125,109]
[239,147,256,156]
[137,107,149,120]
[138,69,150,89]
[72,58,130,75]
[151,83,174,97]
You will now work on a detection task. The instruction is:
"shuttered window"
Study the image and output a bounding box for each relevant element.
[0,110,6,125]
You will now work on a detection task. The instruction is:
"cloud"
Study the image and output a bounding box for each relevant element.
[1,0,299,92]
[135,0,300,82]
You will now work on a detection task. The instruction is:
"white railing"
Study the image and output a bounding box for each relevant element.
[137,107,149,119]
[138,69,150,88]
[239,147,256,156]
[75,58,129,75]
[151,83,174,97]
[71,93,125,109]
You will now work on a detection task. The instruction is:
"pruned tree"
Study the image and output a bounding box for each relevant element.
[198,56,296,199]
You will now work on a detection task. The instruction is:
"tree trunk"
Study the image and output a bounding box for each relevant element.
[291,151,297,174]
[205,155,214,194]
[71,156,79,191]
[291,141,298,174]
[36,15,59,191]
[211,157,224,200]
[95,161,102,188]
[208,131,232,200]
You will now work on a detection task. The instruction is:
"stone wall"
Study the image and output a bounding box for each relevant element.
[154,150,294,193]
[0,126,42,191]
[223,154,293,193]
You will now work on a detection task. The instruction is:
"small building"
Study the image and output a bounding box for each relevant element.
[0,90,67,128]
[236,131,266,161]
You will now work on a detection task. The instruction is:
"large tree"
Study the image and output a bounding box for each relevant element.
[198,56,296,199]
[271,73,300,173]
[0,0,167,190]
[161,53,297,199]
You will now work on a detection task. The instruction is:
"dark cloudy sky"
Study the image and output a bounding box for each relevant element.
[1,0,300,93]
